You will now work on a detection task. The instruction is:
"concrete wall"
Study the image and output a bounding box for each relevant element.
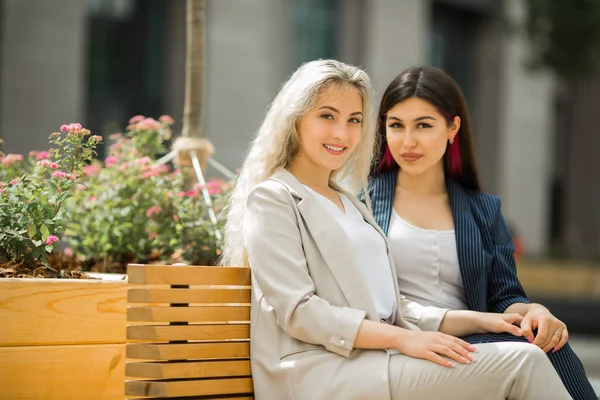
[0,0,87,153]
[496,0,555,254]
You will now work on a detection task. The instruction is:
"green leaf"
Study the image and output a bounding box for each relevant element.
[45,245,53,253]
[32,240,43,247]
[26,222,37,238]
[40,224,50,240]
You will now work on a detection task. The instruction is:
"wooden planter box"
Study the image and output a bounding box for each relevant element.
[0,277,128,399]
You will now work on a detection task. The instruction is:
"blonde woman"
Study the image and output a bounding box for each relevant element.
[222,59,570,400]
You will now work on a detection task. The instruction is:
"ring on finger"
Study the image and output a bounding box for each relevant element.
[553,330,562,338]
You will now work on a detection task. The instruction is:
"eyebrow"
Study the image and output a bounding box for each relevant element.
[387,115,436,122]
[318,106,363,117]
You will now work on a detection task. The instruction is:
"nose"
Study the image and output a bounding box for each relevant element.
[402,129,416,148]
[332,122,348,141]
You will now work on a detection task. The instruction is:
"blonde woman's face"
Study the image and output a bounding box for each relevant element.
[296,85,363,173]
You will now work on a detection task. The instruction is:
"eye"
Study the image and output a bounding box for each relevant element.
[320,113,334,120]
[348,117,362,124]
[417,122,432,129]
[388,122,403,129]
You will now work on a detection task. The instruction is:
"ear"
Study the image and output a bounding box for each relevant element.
[448,116,461,142]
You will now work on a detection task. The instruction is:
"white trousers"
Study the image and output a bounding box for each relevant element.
[389,341,572,399]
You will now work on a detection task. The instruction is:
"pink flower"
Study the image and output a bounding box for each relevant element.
[186,190,198,197]
[173,214,180,222]
[2,154,24,166]
[82,164,100,176]
[0,182,6,187]
[177,191,186,197]
[39,159,58,169]
[142,170,159,179]
[136,118,160,131]
[118,162,130,171]
[0,189,3,195]
[67,123,82,133]
[91,135,103,142]
[129,115,145,124]
[88,195,97,202]
[64,247,73,256]
[109,133,122,141]
[9,178,19,185]
[159,115,174,124]
[208,188,219,195]
[167,191,174,198]
[105,156,119,167]
[146,205,162,218]
[60,124,69,132]
[68,173,77,180]
[134,157,151,167]
[45,235,59,245]
[35,151,50,160]
[51,170,67,179]
[50,132,61,138]
[28,151,39,158]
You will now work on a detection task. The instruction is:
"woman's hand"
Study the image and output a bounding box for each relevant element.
[477,312,524,336]
[521,306,568,353]
[394,330,477,367]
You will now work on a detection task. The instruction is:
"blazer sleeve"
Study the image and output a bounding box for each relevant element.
[243,181,366,358]
[486,197,530,313]
[398,296,448,332]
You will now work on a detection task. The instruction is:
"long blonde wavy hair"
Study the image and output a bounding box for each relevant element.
[221,59,376,266]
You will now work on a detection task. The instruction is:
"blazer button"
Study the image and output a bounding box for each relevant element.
[340,339,346,346]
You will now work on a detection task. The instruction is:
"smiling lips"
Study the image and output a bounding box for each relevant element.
[401,153,422,162]
[323,143,346,155]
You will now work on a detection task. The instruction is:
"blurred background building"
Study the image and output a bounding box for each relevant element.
[0,0,599,393]
[2,0,579,258]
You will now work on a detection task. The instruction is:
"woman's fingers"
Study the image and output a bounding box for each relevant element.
[446,335,477,352]
[426,351,456,367]
[553,329,569,353]
[434,344,471,365]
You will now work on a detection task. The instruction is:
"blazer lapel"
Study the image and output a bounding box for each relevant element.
[447,179,487,311]
[270,170,380,321]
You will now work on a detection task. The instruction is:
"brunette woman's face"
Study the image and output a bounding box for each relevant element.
[385,97,460,176]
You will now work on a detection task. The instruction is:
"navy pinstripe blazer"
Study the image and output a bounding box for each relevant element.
[368,167,530,313]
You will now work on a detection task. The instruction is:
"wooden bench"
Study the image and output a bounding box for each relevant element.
[125,264,253,399]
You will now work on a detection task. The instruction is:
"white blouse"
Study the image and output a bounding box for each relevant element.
[387,209,469,310]
[303,186,397,322]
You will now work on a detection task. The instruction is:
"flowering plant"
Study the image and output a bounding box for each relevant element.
[0,124,101,271]
[64,115,231,272]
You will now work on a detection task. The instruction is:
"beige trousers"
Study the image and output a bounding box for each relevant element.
[389,341,572,400]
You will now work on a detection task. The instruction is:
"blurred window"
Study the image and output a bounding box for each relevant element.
[292,0,338,68]
[85,0,166,157]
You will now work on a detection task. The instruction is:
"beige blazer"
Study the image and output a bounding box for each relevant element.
[243,170,448,400]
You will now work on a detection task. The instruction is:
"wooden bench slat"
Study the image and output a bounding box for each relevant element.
[126,396,254,400]
[128,265,251,286]
[126,342,250,360]
[125,377,254,397]
[127,324,250,341]
[127,306,250,323]
[128,288,251,304]
[126,397,253,400]
[126,359,251,379]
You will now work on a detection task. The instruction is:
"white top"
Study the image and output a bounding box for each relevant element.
[303,186,397,322]
[387,209,469,310]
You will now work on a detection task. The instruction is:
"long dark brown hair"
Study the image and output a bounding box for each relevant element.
[372,66,481,192]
